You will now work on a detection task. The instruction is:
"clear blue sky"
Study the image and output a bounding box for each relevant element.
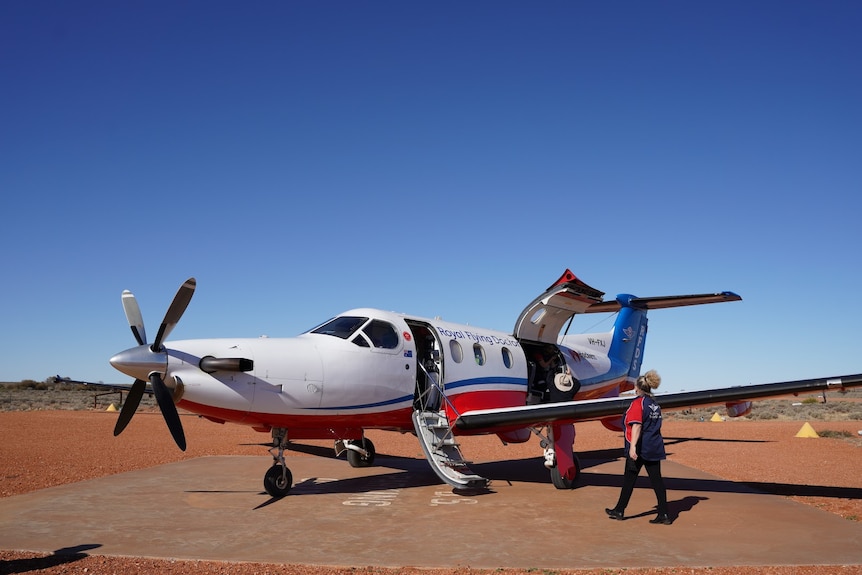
[2,1,860,393]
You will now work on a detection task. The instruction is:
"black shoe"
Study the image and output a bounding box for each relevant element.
[605,508,624,520]
[649,514,672,525]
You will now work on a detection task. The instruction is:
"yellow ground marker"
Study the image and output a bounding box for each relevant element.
[106,403,117,412]
[795,422,819,438]
[710,412,723,422]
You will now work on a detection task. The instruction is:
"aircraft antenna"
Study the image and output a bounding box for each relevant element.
[579,311,619,334]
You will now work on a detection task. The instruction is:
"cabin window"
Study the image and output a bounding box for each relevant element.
[311,316,368,339]
[502,347,513,369]
[473,343,486,366]
[449,340,463,363]
[362,320,399,349]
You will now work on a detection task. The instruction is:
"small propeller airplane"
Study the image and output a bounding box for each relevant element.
[106,269,862,497]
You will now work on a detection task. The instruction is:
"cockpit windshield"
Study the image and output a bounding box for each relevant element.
[310,315,400,350]
[311,316,368,339]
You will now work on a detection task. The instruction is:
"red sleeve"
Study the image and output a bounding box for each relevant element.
[626,397,644,426]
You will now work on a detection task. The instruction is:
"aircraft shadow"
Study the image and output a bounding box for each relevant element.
[235,441,341,457]
[472,446,622,485]
[738,481,862,500]
[251,460,443,509]
[587,467,862,501]
[475,451,862,501]
[224,443,861,508]
[663,436,769,446]
[0,544,101,575]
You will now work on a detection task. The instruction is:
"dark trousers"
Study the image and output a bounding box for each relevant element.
[613,456,668,516]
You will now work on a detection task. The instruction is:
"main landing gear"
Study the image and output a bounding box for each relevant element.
[549,453,582,489]
[336,437,376,467]
[537,423,582,490]
[262,428,378,498]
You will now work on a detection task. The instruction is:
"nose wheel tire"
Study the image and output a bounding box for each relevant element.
[264,464,293,497]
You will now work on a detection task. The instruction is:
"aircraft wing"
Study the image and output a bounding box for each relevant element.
[55,376,150,394]
[454,372,862,432]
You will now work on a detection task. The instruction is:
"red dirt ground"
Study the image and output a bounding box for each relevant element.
[1,411,860,574]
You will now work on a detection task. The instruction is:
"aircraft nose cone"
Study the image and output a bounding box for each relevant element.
[110,346,167,380]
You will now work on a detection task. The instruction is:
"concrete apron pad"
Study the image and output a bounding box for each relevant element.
[1,455,860,569]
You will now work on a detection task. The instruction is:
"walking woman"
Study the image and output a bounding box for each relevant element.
[605,369,671,524]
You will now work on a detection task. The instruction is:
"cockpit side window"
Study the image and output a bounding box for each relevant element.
[351,335,370,347]
[311,316,368,339]
[362,319,399,349]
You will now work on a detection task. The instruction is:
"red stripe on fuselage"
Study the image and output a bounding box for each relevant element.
[177,399,415,438]
[445,390,526,421]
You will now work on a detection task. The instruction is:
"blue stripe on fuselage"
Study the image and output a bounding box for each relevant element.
[311,377,528,412]
[444,376,528,392]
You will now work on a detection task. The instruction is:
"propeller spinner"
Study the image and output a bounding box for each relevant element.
[110,278,196,451]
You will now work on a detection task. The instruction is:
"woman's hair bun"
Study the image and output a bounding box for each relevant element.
[641,369,661,390]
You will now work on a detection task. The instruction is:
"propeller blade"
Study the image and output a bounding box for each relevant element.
[122,290,147,346]
[113,378,146,436]
[150,372,186,451]
[151,278,196,351]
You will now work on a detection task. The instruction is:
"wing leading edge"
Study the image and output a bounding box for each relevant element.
[55,376,150,393]
[454,372,862,432]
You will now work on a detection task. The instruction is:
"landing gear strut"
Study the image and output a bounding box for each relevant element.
[264,427,293,497]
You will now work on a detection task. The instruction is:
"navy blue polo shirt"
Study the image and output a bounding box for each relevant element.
[624,395,667,461]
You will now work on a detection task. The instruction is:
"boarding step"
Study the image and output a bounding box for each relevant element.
[412,409,489,490]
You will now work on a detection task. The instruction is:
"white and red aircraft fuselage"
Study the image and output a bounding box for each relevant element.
[105,270,862,497]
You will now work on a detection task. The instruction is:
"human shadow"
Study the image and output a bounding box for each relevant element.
[667,495,709,521]
[617,496,709,523]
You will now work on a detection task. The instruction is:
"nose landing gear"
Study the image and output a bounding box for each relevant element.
[264,427,292,498]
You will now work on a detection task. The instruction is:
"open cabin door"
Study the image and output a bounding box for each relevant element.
[513,269,605,344]
[405,319,443,411]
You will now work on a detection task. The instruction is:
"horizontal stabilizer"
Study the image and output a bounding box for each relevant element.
[584,292,742,314]
[454,372,862,432]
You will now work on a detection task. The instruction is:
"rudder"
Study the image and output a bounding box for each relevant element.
[607,295,649,386]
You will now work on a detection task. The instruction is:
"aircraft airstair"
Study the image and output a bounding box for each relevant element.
[410,355,489,490]
[412,409,489,490]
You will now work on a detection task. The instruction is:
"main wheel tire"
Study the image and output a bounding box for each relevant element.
[346,438,376,467]
[550,454,581,489]
[263,464,293,497]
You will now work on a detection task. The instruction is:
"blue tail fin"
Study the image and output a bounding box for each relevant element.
[592,290,740,385]
[607,295,649,385]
